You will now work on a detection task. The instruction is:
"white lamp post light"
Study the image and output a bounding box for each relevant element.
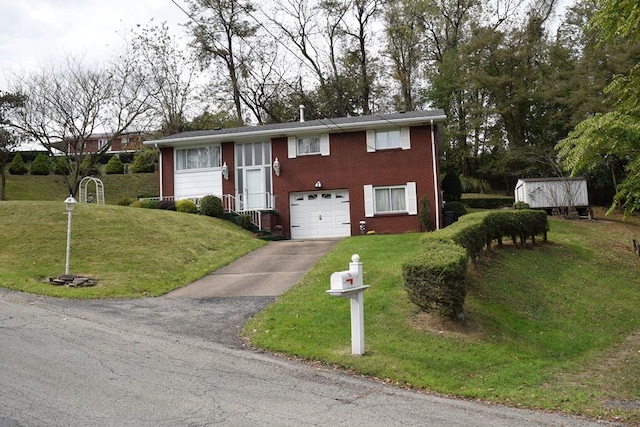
[64,195,77,275]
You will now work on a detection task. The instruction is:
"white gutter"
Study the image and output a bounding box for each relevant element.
[145,114,448,147]
[155,143,163,199]
[430,119,441,230]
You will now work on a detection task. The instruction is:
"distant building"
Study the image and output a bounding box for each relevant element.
[61,132,150,155]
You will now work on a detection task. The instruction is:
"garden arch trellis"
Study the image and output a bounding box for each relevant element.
[78,176,105,204]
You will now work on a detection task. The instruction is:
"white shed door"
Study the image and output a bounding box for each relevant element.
[290,190,350,239]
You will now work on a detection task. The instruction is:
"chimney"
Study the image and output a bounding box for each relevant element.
[299,105,305,122]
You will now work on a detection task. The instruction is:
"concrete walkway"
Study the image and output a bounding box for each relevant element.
[166,239,340,298]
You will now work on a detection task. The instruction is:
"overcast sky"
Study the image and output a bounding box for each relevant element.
[0,0,190,88]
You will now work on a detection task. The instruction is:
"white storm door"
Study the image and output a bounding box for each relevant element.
[244,168,264,209]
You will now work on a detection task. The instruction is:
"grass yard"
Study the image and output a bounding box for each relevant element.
[0,201,265,298]
[243,217,640,424]
[3,172,158,204]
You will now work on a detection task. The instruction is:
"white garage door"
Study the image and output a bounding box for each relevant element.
[290,190,351,239]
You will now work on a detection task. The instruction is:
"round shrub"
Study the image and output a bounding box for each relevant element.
[157,200,176,211]
[8,153,28,175]
[513,201,530,210]
[117,197,133,206]
[444,201,467,216]
[176,199,198,213]
[131,149,157,173]
[141,200,159,209]
[236,214,252,229]
[200,195,223,217]
[105,155,125,174]
[81,156,100,176]
[30,153,51,175]
[54,157,71,175]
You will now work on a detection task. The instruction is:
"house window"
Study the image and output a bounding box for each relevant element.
[175,146,221,171]
[121,137,129,146]
[288,134,330,158]
[297,137,320,155]
[98,139,109,151]
[375,186,406,213]
[366,128,411,152]
[375,130,401,149]
[363,182,417,217]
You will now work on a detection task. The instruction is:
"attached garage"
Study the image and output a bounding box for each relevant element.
[289,190,351,239]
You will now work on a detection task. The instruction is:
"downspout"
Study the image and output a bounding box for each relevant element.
[430,119,441,230]
[155,144,163,200]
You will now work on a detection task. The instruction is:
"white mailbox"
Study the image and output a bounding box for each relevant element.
[330,271,359,291]
[326,254,369,355]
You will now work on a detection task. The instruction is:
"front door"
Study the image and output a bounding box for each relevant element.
[245,168,264,209]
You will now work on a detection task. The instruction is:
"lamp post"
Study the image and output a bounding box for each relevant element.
[64,195,77,276]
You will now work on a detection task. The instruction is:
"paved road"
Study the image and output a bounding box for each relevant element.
[0,241,618,426]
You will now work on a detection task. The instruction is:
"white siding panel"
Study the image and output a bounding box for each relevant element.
[320,134,330,156]
[406,182,417,214]
[366,130,376,152]
[288,136,297,158]
[363,185,374,217]
[174,170,222,199]
[400,127,411,150]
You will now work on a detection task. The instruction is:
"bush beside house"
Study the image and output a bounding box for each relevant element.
[200,195,223,218]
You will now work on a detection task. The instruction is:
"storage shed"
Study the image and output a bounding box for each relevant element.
[515,178,590,217]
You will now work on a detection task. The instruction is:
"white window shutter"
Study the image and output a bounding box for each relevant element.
[400,127,411,150]
[364,185,374,217]
[320,134,330,156]
[406,182,417,215]
[366,130,376,152]
[288,136,297,158]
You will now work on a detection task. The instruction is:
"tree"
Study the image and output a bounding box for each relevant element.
[557,0,640,215]
[125,21,198,136]
[8,56,155,196]
[131,148,158,173]
[7,152,27,176]
[384,0,427,111]
[269,0,373,118]
[105,155,125,175]
[30,153,51,175]
[186,0,258,124]
[0,91,25,200]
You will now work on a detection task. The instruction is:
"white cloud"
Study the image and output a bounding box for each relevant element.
[0,0,190,88]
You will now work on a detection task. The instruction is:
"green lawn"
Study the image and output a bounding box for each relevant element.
[244,218,640,423]
[0,201,265,298]
[3,177,640,423]
[3,172,158,204]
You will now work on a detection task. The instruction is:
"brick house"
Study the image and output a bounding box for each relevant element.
[64,132,148,155]
[145,110,447,239]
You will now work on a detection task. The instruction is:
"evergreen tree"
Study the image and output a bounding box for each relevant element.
[105,155,125,174]
[8,153,27,175]
[30,153,51,175]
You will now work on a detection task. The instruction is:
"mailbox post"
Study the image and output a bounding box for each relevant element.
[326,254,369,355]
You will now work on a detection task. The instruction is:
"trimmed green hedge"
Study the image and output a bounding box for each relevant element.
[403,210,549,320]
[403,241,468,320]
[461,196,514,209]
